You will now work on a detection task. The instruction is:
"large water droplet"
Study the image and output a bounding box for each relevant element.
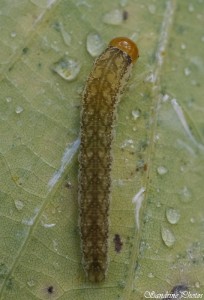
[52,57,81,81]
[166,208,180,224]
[161,227,176,247]
[103,9,123,25]
[157,166,168,175]
[14,199,24,211]
[86,32,105,57]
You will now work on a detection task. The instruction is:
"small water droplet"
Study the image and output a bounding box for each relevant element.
[195,281,200,288]
[181,43,186,50]
[190,217,195,223]
[103,9,123,25]
[161,227,176,247]
[119,0,128,7]
[10,31,17,38]
[14,199,24,211]
[27,279,35,287]
[161,94,169,102]
[179,186,192,203]
[188,4,194,12]
[6,97,12,103]
[157,166,168,175]
[144,72,156,83]
[131,110,140,120]
[15,106,24,114]
[166,208,180,224]
[86,32,105,57]
[52,57,81,81]
[201,36,204,42]
[148,4,156,14]
[184,67,191,76]
[148,272,154,278]
[59,23,72,46]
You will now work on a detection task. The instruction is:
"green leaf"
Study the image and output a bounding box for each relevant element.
[0,0,204,299]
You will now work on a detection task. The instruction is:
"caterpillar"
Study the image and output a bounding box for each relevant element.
[78,37,139,282]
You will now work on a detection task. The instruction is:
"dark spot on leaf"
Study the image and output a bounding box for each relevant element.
[47,285,54,294]
[123,10,128,20]
[162,284,188,300]
[113,234,123,253]
[65,181,72,189]
[6,277,13,290]
[22,47,29,54]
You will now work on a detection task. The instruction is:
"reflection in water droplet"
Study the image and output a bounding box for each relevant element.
[86,32,104,57]
[131,110,140,120]
[15,106,24,114]
[157,166,168,175]
[166,208,180,224]
[14,199,24,211]
[103,9,123,25]
[52,57,81,81]
[161,227,176,247]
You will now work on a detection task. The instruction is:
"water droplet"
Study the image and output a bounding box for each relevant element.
[188,4,194,12]
[181,43,187,50]
[27,279,35,287]
[10,31,17,38]
[119,0,128,7]
[86,32,105,57]
[103,9,123,25]
[179,186,192,203]
[15,106,24,114]
[157,166,168,175]
[201,36,204,42]
[148,272,154,278]
[148,4,156,14]
[131,110,140,120]
[184,67,191,76]
[161,227,176,247]
[190,217,195,223]
[59,23,72,46]
[6,97,12,103]
[166,208,180,224]
[52,57,81,81]
[161,94,169,102]
[195,281,200,288]
[144,72,156,83]
[14,199,24,211]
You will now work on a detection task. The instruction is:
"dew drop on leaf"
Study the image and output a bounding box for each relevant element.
[166,208,180,224]
[86,32,104,57]
[52,57,81,81]
[103,9,124,25]
[161,227,176,247]
[157,166,168,175]
[14,199,24,211]
[15,106,24,114]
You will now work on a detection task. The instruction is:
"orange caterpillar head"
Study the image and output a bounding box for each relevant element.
[109,37,139,63]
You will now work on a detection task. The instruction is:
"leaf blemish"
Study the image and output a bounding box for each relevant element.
[113,234,123,253]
